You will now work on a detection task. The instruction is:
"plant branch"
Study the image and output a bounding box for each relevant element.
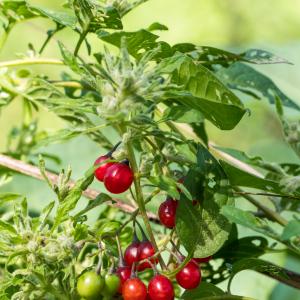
[0,58,64,68]
[234,187,288,226]
[234,191,300,201]
[0,154,158,221]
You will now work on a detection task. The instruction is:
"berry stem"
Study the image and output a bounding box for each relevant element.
[121,125,166,270]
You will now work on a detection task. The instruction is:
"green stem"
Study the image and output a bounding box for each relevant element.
[74,28,89,56]
[126,140,166,269]
[120,125,166,269]
[0,58,63,68]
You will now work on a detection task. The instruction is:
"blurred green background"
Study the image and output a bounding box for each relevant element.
[1,0,300,299]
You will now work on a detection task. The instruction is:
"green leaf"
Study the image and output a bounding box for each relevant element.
[220,160,282,193]
[215,236,268,262]
[176,145,232,257]
[170,58,246,130]
[0,1,37,24]
[0,219,17,235]
[58,41,82,73]
[213,146,263,167]
[181,282,224,299]
[217,62,300,111]
[281,220,300,240]
[0,193,21,205]
[162,105,204,123]
[28,5,77,28]
[147,22,168,31]
[74,193,111,219]
[190,46,292,65]
[148,175,181,200]
[228,258,290,292]
[98,29,168,59]
[221,206,279,239]
[53,174,94,230]
[38,201,55,231]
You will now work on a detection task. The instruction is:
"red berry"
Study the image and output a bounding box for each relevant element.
[104,162,134,194]
[116,266,131,293]
[94,155,115,182]
[124,241,140,267]
[158,198,178,229]
[176,261,201,290]
[148,275,174,300]
[138,241,157,271]
[193,256,212,264]
[122,278,147,300]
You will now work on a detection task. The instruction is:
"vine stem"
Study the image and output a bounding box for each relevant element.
[0,154,158,221]
[0,58,64,68]
[123,133,167,270]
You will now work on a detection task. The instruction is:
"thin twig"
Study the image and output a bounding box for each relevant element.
[0,154,158,221]
[234,187,288,226]
[234,191,300,201]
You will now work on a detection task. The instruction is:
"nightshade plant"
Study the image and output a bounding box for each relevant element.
[0,0,300,299]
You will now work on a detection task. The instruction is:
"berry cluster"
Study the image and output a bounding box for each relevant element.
[94,144,134,194]
[82,148,212,299]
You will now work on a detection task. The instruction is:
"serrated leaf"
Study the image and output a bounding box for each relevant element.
[281,220,300,240]
[176,145,232,257]
[217,62,300,111]
[181,282,224,299]
[169,58,246,130]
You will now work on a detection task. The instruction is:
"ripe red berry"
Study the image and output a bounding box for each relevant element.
[138,241,157,271]
[158,198,178,229]
[122,278,147,300]
[193,256,212,264]
[104,161,134,194]
[148,275,174,300]
[94,155,115,182]
[116,266,131,293]
[176,261,201,290]
[124,241,140,267]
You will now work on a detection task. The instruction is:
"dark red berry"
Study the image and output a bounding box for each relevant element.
[158,198,178,229]
[138,241,157,271]
[116,266,131,293]
[124,241,140,267]
[148,275,174,300]
[176,260,201,290]
[94,155,115,182]
[104,162,134,194]
[122,278,147,300]
[193,256,212,264]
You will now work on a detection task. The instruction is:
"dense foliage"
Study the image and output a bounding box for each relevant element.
[0,0,300,299]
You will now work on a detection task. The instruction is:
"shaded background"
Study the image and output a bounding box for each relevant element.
[1,0,300,299]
